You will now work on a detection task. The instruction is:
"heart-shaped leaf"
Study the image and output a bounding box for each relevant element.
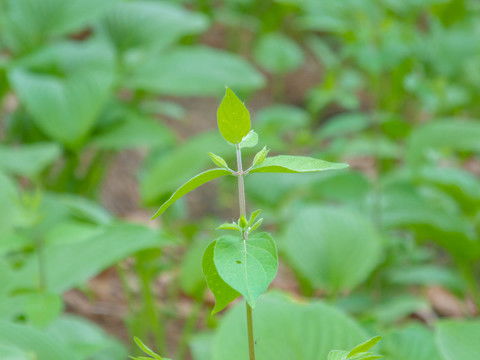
[213,232,278,307]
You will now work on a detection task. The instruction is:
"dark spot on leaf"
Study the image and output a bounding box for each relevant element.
[236,260,242,264]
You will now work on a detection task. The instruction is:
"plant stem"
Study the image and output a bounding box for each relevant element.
[235,144,256,360]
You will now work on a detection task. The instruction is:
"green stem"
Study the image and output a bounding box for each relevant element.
[235,145,256,360]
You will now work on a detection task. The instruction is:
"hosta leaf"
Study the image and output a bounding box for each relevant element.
[46,315,127,360]
[282,206,383,293]
[2,0,119,53]
[407,120,480,169]
[383,325,442,360]
[0,142,60,177]
[217,88,251,144]
[202,241,240,314]
[250,155,348,174]
[93,117,175,150]
[0,321,75,360]
[128,46,264,96]
[253,32,304,74]
[9,41,114,148]
[12,223,166,292]
[211,293,367,360]
[151,168,231,219]
[100,1,207,53]
[436,320,480,360]
[213,233,278,307]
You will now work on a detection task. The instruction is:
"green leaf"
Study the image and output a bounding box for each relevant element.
[9,41,114,148]
[202,241,240,314]
[208,153,229,169]
[348,336,382,356]
[216,88,251,144]
[25,292,62,327]
[151,168,231,219]
[253,32,304,74]
[2,0,119,53]
[0,321,75,360]
[100,1,207,53]
[0,143,60,177]
[211,293,367,360]
[383,325,443,360]
[436,320,480,360]
[248,209,262,226]
[239,130,258,149]
[250,155,348,174]
[93,117,175,150]
[328,350,349,360]
[128,46,264,96]
[252,146,269,167]
[249,219,263,232]
[12,223,165,293]
[133,337,163,360]
[282,206,383,293]
[213,232,278,307]
[46,315,127,360]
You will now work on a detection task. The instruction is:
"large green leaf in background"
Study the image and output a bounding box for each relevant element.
[0,321,75,360]
[0,143,60,177]
[9,41,115,148]
[436,320,480,360]
[1,0,119,53]
[128,46,265,96]
[382,325,443,360]
[282,206,383,293]
[141,131,231,204]
[406,120,480,169]
[210,293,367,360]
[100,1,208,53]
[10,223,166,293]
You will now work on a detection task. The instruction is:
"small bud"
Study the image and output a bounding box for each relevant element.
[217,222,241,231]
[208,152,229,169]
[252,146,269,167]
[238,216,248,229]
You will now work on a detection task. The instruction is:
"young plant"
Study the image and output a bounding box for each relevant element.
[151,87,348,359]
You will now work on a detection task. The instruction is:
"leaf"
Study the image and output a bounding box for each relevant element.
[406,120,480,169]
[208,153,229,169]
[328,350,349,360]
[348,336,382,356]
[436,320,480,360]
[0,142,60,177]
[93,117,175,150]
[140,131,230,204]
[250,155,348,174]
[217,88,251,144]
[2,0,119,53]
[12,223,165,293]
[0,321,76,360]
[100,1,208,53]
[213,232,278,307]
[211,293,367,360]
[128,46,264,96]
[383,324,443,360]
[252,146,269,166]
[239,130,258,149]
[151,168,231,219]
[281,206,383,293]
[46,315,127,360]
[202,241,240,314]
[25,292,62,327]
[9,41,115,148]
[133,337,163,360]
[253,32,304,74]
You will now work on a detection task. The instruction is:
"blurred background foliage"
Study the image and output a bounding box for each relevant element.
[0,0,480,359]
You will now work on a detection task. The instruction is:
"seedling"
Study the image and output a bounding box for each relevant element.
[151,87,348,359]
